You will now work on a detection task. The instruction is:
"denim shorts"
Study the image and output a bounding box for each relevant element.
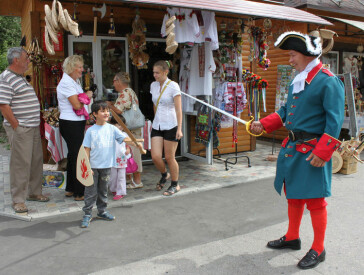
[151,126,178,142]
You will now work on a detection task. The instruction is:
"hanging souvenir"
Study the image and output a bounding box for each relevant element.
[27,38,48,109]
[127,12,149,69]
[212,112,222,148]
[108,8,116,36]
[164,15,178,54]
[195,103,212,145]
[44,0,80,55]
[242,69,268,119]
[248,23,271,70]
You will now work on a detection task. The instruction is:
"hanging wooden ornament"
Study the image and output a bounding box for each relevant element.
[108,8,116,36]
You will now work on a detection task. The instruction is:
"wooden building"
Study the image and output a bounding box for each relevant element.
[0,0,331,164]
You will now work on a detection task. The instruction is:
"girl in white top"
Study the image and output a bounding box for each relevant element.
[150,60,183,196]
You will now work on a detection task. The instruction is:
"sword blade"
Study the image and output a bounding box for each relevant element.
[179,90,248,125]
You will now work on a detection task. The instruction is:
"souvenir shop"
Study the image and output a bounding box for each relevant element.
[9,0,331,165]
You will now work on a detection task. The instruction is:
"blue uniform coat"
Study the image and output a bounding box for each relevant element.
[261,63,345,199]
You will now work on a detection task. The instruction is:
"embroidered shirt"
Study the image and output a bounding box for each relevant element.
[0,69,40,127]
[187,42,216,96]
[150,78,181,130]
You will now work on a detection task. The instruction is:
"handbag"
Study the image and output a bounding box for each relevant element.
[126,154,138,174]
[122,91,145,130]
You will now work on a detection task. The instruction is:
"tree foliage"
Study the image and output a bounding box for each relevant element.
[0,16,21,72]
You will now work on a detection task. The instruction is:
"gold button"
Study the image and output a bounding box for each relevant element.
[285,154,288,157]
[302,147,307,151]
[328,139,332,142]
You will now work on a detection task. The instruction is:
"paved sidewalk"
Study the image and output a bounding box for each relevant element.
[0,141,278,221]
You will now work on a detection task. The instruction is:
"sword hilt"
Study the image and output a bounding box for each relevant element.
[245,116,266,137]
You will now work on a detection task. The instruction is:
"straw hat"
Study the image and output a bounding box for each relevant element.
[165,23,175,36]
[166,16,176,28]
[166,41,178,55]
[166,32,175,45]
[64,9,80,36]
[45,27,55,55]
[51,0,59,30]
[44,5,55,29]
[309,29,337,54]
[45,16,59,44]
[57,1,69,31]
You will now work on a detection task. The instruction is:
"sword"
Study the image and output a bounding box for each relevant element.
[178,90,264,137]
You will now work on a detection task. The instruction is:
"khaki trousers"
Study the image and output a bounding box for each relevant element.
[130,128,143,173]
[4,124,43,204]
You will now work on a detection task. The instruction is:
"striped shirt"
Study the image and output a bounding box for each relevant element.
[0,69,40,127]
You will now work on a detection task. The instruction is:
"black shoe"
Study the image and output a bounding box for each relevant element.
[267,236,301,250]
[297,249,325,269]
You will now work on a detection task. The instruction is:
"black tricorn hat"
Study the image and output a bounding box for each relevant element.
[274,31,322,56]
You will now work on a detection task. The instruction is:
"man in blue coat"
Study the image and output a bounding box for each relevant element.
[251,31,345,269]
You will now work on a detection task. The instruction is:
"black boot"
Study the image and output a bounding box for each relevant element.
[297,249,325,269]
[267,236,301,250]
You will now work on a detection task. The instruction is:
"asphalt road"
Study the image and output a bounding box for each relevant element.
[0,170,363,275]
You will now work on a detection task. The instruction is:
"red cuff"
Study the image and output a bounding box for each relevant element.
[260,113,284,133]
[312,133,341,162]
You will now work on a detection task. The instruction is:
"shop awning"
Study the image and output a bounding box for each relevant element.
[325,16,364,32]
[119,0,332,25]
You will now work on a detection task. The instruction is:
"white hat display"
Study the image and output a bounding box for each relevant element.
[44,0,80,55]
[165,16,178,55]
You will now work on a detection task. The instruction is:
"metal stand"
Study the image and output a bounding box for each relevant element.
[214,143,251,171]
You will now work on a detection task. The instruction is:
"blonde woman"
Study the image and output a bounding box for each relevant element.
[150,60,183,196]
[107,72,143,189]
[57,55,93,201]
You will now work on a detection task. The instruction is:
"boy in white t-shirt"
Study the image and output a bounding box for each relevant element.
[81,101,128,228]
